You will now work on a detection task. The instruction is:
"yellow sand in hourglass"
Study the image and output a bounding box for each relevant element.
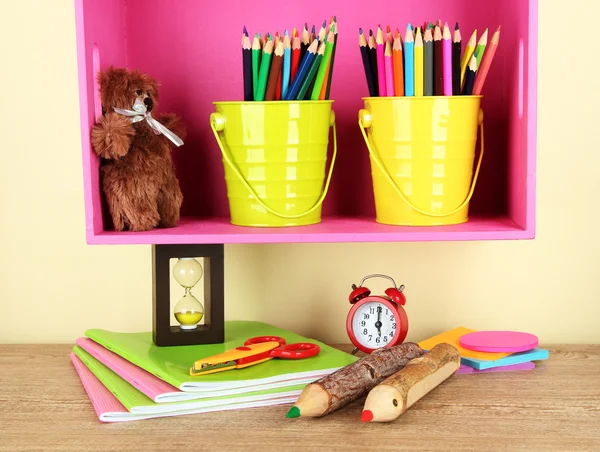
[173,258,204,330]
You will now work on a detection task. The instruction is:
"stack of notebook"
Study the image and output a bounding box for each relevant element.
[70,321,358,422]
[418,327,549,374]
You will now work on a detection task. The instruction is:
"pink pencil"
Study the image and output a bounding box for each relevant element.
[442,23,453,95]
[376,26,387,96]
[384,40,395,96]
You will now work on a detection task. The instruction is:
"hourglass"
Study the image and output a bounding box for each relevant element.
[172,258,204,330]
[152,244,225,347]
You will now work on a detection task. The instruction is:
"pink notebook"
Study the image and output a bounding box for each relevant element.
[76,337,328,403]
[70,353,297,422]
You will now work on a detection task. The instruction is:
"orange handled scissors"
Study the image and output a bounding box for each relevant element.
[190,336,321,376]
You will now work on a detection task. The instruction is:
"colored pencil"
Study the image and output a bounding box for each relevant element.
[404,24,414,96]
[317,19,327,42]
[251,34,262,99]
[359,28,377,96]
[242,32,253,101]
[472,26,500,95]
[376,26,387,96]
[392,32,404,96]
[452,23,462,95]
[475,28,488,67]
[462,52,478,95]
[461,30,476,89]
[324,17,338,99]
[297,40,325,99]
[424,27,433,96]
[384,40,395,96]
[254,38,274,101]
[281,31,292,99]
[414,26,423,96]
[291,33,301,83]
[285,39,318,100]
[300,23,309,62]
[265,40,284,101]
[311,30,335,99]
[433,25,443,95]
[442,23,453,96]
[368,31,379,95]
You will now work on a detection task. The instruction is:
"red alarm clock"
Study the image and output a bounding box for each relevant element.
[346,274,409,354]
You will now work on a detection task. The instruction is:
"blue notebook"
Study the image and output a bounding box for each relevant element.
[461,348,549,370]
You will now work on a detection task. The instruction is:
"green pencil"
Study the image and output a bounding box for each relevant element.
[324,17,338,99]
[424,27,434,96]
[254,38,274,101]
[296,40,325,99]
[474,28,488,66]
[311,30,335,99]
[251,34,262,99]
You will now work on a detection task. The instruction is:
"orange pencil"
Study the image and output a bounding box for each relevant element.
[472,26,500,95]
[392,31,404,96]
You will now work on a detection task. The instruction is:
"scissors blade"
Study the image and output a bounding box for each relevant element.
[190,360,237,376]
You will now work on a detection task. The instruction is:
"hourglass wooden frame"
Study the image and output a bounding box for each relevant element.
[152,244,225,346]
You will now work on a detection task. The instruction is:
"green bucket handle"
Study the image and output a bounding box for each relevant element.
[358,108,485,218]
[211,110,337,220]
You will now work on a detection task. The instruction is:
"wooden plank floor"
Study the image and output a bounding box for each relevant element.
[1,344,599,452]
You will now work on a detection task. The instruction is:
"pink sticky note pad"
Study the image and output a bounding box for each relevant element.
[459,331,539,353]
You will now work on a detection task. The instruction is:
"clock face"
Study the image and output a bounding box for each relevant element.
[351,301,399,349]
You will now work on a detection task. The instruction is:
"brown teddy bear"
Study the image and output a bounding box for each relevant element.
[91,66,186,232]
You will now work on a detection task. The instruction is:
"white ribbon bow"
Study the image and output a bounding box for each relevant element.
[113,98,184,147]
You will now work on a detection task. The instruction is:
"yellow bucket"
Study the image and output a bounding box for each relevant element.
[359,96,485,226]
[210,101,336,227]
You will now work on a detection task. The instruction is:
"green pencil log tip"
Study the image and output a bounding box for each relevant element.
[286,406,301,418]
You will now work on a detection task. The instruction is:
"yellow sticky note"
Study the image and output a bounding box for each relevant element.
[417,327,511,361]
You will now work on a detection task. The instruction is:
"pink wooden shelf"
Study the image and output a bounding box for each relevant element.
[86,215,531,245]
[75,0,537,245]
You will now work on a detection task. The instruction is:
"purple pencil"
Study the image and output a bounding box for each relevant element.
[443,23,453,95]
[376,26,387,96]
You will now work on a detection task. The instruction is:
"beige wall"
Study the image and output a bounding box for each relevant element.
[1,1,598,344]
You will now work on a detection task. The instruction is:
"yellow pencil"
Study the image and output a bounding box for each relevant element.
[414,27,424,96]
[460,29,477,86]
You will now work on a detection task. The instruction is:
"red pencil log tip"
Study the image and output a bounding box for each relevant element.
[361,410,374,422]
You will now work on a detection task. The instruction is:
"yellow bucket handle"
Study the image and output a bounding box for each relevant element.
[358,109,484,218]
[210,111,337,220]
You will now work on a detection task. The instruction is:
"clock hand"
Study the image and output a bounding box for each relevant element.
[375,309,382,336]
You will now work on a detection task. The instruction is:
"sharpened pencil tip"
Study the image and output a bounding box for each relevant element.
[455,22,459,30]
[359,27,363,34]
[286,406,301,418]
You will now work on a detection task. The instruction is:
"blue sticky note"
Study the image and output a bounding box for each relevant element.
[461,348,549,370]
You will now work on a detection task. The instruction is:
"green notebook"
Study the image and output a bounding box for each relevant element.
[73,346,305,415]
[85,321,357,392]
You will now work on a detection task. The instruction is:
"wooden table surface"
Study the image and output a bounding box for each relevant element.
[1,344,599,452]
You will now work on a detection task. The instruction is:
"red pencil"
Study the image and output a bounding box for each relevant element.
[291,34,301,82]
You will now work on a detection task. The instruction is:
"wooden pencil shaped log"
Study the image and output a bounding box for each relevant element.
[286,342,424,418]
[361,343,460,423]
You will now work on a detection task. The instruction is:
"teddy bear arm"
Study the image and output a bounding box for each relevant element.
[91,113,135,159]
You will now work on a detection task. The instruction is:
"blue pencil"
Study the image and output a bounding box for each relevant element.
[285,39,318,100]
[281,30,292,99]
[404,24,415,96]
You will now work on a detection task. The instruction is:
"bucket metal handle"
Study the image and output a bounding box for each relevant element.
[210,110,337,220]
[358,108,484,218]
